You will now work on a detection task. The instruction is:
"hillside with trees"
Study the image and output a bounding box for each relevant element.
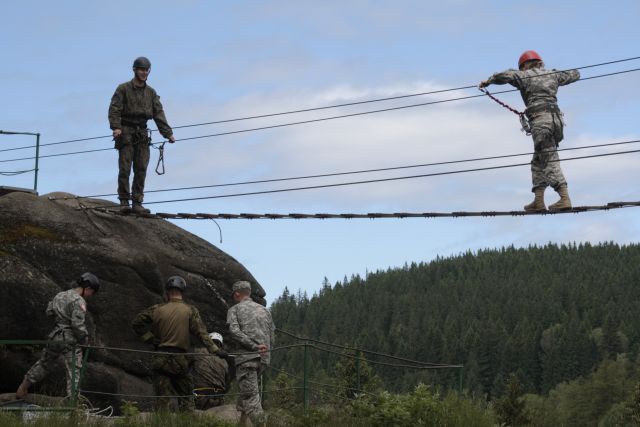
[269,243,640,424]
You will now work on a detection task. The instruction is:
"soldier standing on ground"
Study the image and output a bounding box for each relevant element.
[193,332,230,410]
[131,276,227,412]
[227,281,275,426]
[108,56,176,214]
[16,273,101,399]
[479,50,580,211]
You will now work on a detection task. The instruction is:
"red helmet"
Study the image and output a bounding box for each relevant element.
[518,50,542,69]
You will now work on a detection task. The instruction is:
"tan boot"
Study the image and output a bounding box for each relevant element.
[16,378,31,399]
[524,187,546,212]
[548,185,572,211]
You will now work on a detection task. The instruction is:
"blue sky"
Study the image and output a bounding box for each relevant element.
[2,1,639,304]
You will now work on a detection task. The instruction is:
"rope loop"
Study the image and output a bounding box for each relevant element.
[479,87,531,135]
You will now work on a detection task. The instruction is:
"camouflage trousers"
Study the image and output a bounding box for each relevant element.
[24,335,82,397]
[236,360,265,423]
[116,127,150,203]
[152,351,194,412]
[529,112,567,192]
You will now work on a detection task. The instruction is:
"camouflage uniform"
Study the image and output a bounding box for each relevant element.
[132,298,219,412]
[192,347,229,410]
[108,79,173,203]
[23,289,88,396]
[484,67,580,191]
[227,297,275,423]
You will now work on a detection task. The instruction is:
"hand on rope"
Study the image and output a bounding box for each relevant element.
[478,87,531,136]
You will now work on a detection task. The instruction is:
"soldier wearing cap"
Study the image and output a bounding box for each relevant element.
[480,50,580,212]
[227,280,275,426]
[108,56,176,214]
[16,273,101,399]
[132,276,226,412]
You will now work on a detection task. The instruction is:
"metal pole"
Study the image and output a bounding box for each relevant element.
[303,343,308,412]
[70,344,78,407]
[459,367,463,393]
[34,133,40,192]
[356,353,361,393]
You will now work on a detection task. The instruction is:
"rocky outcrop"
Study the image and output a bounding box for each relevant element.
[0,191,264,411]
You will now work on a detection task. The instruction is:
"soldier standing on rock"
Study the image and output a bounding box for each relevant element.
[132,276,228,412]
[227,281,275,426]
[16,273,101,399]
[479,50,580,212]
[108,56,176,214]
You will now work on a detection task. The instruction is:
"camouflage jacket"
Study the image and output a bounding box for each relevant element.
[46,289,88,343]
[132,298,219,353]
[192,347,229,391]
[485,67,580,112]
[108,79,173,138]
[226,298,275,366]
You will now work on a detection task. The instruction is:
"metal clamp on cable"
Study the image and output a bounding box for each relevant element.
[150,130,166,176]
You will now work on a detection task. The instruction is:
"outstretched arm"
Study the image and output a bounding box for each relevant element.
[480,69,524,89]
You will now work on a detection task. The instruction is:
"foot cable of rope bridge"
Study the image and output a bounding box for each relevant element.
[76,200,640,220]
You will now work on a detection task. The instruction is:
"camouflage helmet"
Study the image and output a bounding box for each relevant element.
[165,275,186,292]
[78,272,100,293]
[133,56,151,69]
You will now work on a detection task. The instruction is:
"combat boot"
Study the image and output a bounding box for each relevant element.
[16,378,31,399]
[524,187,546,212]
[119,199,131,213]
[132,202,151,214]
[548,185,572,211]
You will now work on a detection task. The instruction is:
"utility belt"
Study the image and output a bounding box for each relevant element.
[525,103,560,119]
[121,119,148,129]
[158,346,187,354]
[114,121,151,149]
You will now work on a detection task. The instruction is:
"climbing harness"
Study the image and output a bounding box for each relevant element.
[479,87,531,135]
[150,130,166,175]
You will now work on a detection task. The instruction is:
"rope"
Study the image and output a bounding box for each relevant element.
[1,67,639,164]
[276,329,456,367]
[84,200,640,220]
[2,55,638,154]
[46,138,640,201]
[73,147,640,209]
[0,168,35,176]
[479,87,531,135]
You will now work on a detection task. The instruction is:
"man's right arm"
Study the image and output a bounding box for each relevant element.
[108,85,124,131]
[480,69,523,89]
[131,305,156,344]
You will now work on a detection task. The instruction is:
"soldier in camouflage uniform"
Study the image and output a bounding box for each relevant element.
[132,276,227,412]
[193,332,230,410]
[108,56,176,214]
[16,273,101,399]
[227,281,275,426]
[480,50,580,211]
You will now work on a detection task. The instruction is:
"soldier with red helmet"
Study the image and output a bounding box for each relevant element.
[480,51,580,211]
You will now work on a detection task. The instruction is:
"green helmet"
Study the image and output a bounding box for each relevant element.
[133,56,151,69]
[79,272,100,293]
[165,276,186,292]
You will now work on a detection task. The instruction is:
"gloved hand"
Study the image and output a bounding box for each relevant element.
[478,80,490,89]
[215,350,229,360]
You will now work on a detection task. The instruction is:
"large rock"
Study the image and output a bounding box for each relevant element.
[0,191,264,411]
